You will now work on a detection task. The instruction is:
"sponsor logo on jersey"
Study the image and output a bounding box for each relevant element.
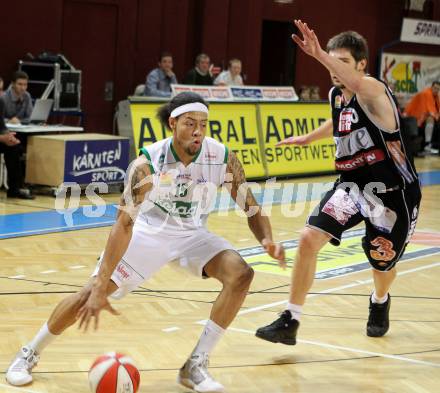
[338,108,359,133]
[154,199,200,218]
[335,95,342,109]
[335,127,374,158]
[204,153,217,160]
[116,263,130,280]
[322,188,359,225]
[365,206,397,233]
[335,149,385,171]
[176,173,192,180]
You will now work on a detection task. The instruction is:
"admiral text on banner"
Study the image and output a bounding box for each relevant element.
[129,101,334,179]
[259,103,334,177]
[130,102,265,178]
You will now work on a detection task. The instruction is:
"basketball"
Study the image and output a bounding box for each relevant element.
[88,352,140,393]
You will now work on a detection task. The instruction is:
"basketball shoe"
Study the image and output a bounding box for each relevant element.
[177,352,224,393]
[367,294,391,337]
[6,345,39,386]
[255,310,299,345]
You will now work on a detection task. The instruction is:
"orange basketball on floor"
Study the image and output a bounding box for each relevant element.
[88,352,140,393]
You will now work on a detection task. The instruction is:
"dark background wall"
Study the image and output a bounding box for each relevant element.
[1,0,439,132]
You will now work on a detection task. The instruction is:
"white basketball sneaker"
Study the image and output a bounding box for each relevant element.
[6,346,39,386]
[177,352,224,393]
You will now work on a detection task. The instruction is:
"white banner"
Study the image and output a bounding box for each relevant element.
[171,84,298,101]
[401,18,440,45]
[380,52,440,107]
[171,84,233,101]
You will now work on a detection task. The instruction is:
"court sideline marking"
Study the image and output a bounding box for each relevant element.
[195,261,440,368]
[195,259,440,324]
[235,260,440,317]
[228,327,440,368]
[2,256,439,393]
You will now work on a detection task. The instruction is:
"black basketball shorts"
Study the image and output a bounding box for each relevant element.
[306,181,422,271]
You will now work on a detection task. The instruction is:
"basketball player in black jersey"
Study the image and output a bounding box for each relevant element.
[256,20,421,344]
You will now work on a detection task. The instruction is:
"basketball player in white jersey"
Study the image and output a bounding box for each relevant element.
[6,92,285,392]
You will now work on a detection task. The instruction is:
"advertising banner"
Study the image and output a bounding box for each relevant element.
[170,84,298,101]
[380,52,440,107]
[64,139,129,184]
[171,84,233,100]
[401,18,440,45]
[129,101,333,179]
[208,103,265,178]
[130,103,265,178]
[259,103,334,176]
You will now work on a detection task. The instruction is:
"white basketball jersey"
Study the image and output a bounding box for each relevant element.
[137,136,229,235]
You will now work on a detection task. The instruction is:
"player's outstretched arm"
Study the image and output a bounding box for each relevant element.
[225,152,285,267]
[292,19,384,102]
[277,118,333,146]
[77,155,153,331]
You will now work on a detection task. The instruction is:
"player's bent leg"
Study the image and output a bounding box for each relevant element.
[256,227,330,345]
[203,249,254,327]
[6,279,118,386]
[178,250,253,393]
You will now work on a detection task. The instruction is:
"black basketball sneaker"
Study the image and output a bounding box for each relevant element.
[367,294,391,337]
[255,310,299,345]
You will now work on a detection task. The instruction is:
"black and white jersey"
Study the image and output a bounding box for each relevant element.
[330,82,418,189]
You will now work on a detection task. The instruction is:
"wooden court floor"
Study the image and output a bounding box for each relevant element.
[0,156,439,393]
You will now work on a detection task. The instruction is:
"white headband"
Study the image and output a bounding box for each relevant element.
[170,102,209,118]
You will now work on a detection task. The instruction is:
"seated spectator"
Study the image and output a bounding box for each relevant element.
[310,85,321,100]
[143,52,177,97]
[214,58,244,86]
[183,53,214,85]
[2,71,33,124]
[404,81,440,153]
[0,98,34,199]
[298,86,311,101]
[0,77,4,96]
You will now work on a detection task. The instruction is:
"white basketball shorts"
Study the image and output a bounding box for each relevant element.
[92,218,234,299]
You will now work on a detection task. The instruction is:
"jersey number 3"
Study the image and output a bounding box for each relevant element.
[370,237,396,262]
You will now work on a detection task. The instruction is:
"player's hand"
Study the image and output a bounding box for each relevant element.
[0,132,20,146]
[262,238,286,269]
[276,135,309,146]
[9,117,21,124]
[77,287,120,332]
[291,19,324,59]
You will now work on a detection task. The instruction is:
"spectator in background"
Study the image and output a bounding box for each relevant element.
[310,85,321,100]
[183,53,214,85]
[0,99,34,199]
[144,52,177,97]
[2,71,33,124]
[214,58,244,86]
[404,81,440,153]
[0,77,4,96]
[298,86,311,101]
